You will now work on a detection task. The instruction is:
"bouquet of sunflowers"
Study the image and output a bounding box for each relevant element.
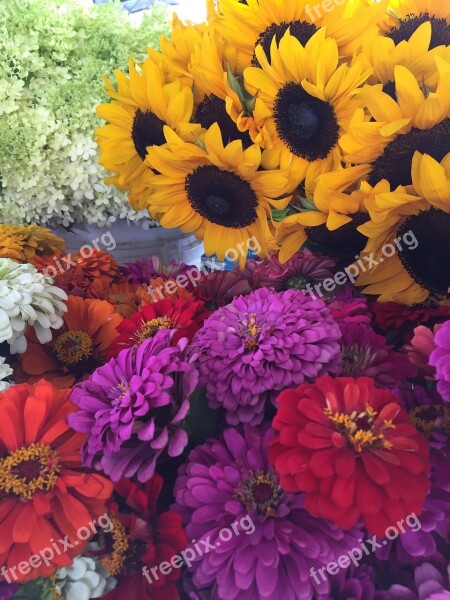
[1,0,450,598]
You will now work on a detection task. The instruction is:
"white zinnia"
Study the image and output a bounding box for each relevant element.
[0,357,13,391]
[0,258,68,353]
[56,556,117,600]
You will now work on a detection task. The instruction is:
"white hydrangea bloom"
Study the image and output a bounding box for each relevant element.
[0,357,13,392]
[0,259,68,353]
[56,556,117,600]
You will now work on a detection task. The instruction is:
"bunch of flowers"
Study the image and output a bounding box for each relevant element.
[98,0,450,309]
[0,232,449,599]
[2,0,450,597]
[0,0,168,227]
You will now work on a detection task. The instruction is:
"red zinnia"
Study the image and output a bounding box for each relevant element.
[0,381,113,582]
[101,475,188,600]
[371,301,450,332]
[109,297,210,357]
[269,376,430,535]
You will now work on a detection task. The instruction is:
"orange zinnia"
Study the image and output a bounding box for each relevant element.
[32,249,119,298]
[92,280,147,318]
[14,296,122,389]
[0,380,113,582]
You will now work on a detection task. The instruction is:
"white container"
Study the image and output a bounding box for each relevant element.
[51,221,204,266]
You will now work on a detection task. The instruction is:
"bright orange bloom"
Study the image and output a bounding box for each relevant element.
[93,280,147,318]
[0,380,113,582]
[14,296,122,389]
[32,249,119,298]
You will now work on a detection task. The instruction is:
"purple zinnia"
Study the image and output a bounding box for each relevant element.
[68,329,198,482]
[191,287,341,425]
[120,256,193,285]
[317,565,388,600]
[430,320,450,402]
[388,562,450,599]
[340,323,417,388]
[241,249,336,291]
[173,425,362,600]
[0,583,18,600]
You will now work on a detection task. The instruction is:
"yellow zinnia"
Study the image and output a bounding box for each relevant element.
[144,123,298,266]
[0,225,66,263]
[96,56,200,211]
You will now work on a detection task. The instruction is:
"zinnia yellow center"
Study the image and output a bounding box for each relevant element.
[409,405,450,438]
[136,317,173,344]
[100,513,129,576]
[53,330,93,366]
[239,313,262,351]
[324,405,395,453]
[0,442,60,500]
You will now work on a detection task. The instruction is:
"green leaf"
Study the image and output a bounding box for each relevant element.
[271,207,289,222]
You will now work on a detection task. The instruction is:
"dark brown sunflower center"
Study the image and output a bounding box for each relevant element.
[252,20,318,66]
[53,330,93,366]
[131,108,166,161]
[382,80,397,100]
[235,470,283,516]
[185,164,258,227]
[386,13,450,49]
[306,212,370,255]
[397,208,450,296]
[274,82,339,161]
[196,95,252,148]
[368,119,450,189]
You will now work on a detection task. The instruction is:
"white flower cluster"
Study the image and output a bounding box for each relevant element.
[0,0,168,227]
[56,556,117,600]
[0,258,67,353]
[0,356,13,392]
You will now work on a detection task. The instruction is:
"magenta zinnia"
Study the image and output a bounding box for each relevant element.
[68,330,198,482]
[191,287,341,425]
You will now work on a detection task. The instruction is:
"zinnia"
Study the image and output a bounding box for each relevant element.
[109,297,209,357]
[430,320,450,403]
[269,376,430,535]
[101,475,188,600]
[0,380,113,582]
[68,330,198,482]
[173,425,362,600]
[14,295,122,389]
[191,287,341,425]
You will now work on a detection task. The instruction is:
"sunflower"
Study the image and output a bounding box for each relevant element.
[355,151,450,305]
[213,0,385,72]
[144,123,297,267]
[14,296,122,389]
[189,30,254,147]
[0,224,66,263]
[96,56,200,211]
[339,59,450,191]
[360,21,450,92]
[380,0,450,49]
[275,167,371,262]
[243,29,372,195]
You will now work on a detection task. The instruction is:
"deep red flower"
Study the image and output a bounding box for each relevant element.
[109,298,210,357]
[101,475,188,600]
[371,302,450,332]
[192,269,252,310]
[269,376,430,535]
